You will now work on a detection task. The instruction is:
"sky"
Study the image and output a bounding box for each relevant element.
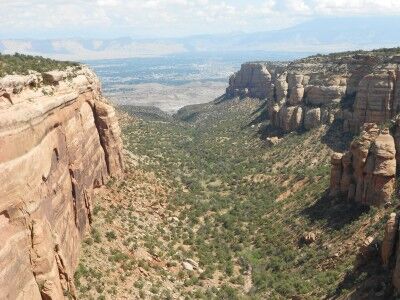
[1,0,400,39]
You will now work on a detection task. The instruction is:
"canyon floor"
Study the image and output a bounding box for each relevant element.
[76,98,394,299]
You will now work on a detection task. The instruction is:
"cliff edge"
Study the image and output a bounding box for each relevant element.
[227,50,400,134]
[0,65,124,299]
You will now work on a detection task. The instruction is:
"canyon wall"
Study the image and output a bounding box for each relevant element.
[227,54,400,134]
[329,123,396,206]
[0,67,124,299]
[227,52,400,293]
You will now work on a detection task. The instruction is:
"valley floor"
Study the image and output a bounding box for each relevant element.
[76,98,392,299]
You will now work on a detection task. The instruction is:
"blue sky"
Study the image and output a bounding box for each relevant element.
[1,0,400,39]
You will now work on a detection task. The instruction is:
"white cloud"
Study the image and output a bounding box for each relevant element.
[313,0,400,15]
[97,0,120,7]
[285,0,310,14]
[0,0,399,38]
[244,0,276,17]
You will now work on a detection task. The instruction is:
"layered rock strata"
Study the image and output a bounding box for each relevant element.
[329,124,396,206]
[0,66,124,299]
[227,54,400,134]
[226,62,286,99]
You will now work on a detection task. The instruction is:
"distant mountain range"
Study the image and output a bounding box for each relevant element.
[1,16,399,61]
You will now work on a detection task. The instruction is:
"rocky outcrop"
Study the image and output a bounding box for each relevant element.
[226,63,274,99]
[304,107,322,130]
[329,124,396,206]
[352,71,396,125]
[277,105,303,133]
[227,53,400,134]
[0,66,124,299]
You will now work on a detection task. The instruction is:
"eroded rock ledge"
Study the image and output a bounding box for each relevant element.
[0,66,124,299]
[227,54,400,134]
[329,123,396,206]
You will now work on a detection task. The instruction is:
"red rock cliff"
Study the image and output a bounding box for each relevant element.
[0,66,124,299]
[227,54,400,134]
[329,123,396,206]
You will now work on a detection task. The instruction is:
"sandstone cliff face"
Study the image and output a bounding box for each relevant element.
[226,63,273,99]
[0,67,124,299]
[227,54,400,134]
[329,123,396,206]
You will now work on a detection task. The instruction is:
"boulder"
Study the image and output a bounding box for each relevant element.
[302,232,316,244]
[42,70,66,85]
[182,261,194,271]
[183,259,199,270]
[266,136,280,146]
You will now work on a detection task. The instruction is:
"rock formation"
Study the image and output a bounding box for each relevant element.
[226,51,400,295]
[381,213,398,267]
[227,53,400,134]
[0,66,124,299]
[226,63,274,99]
[379,212,400,291]
[329,124,396,206]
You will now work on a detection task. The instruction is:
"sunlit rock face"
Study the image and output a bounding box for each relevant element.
[227,54,400,134]
[329,124,396,207]
[0,66,124,299]
[226,62,274,99]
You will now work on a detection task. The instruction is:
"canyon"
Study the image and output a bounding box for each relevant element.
[2,48,400,299]
[0,66,124,299]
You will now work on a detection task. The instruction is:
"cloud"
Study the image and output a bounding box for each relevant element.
[285,0,310,14]
[0,0,399,39]
[313,0,400,15]
[97,0,120,7]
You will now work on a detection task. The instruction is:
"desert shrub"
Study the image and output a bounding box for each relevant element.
[0,52,79,76]
[105,230,117,241]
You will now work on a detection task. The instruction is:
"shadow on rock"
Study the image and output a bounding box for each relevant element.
[321,120,355,152]
[254,123,284,140]
[241,101,269,128]
[330,248,393,300]
[301,190,369,231]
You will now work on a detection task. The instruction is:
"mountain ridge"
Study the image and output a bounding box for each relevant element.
[2,16,399,60]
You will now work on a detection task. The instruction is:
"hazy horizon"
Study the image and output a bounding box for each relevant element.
[1,14,399,61]
[1,0,400,60]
